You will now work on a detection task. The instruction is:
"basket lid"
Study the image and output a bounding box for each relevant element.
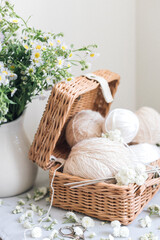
[29,69,120,170]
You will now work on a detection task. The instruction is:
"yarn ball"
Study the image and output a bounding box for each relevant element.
[63,137,133,179]
[103,108,139,144]
[133,107,160,144]
[130,143,160,164]
[65,110,104,147]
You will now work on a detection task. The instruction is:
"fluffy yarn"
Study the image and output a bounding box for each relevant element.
[130,143,160,164]
[103,108,139,144]
[133,107,160,144]
[65,110,104,147]
[63,137,133,179]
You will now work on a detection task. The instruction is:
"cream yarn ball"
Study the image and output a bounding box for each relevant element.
[130,143,160,164]
[63,137,133,179]
[133,107,160,144]
[65,110,104,147]
[103,108,139,144]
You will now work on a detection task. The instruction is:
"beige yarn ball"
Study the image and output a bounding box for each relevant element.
[65,110,104,147]
[63,137,133,179]
[133,107,160,144]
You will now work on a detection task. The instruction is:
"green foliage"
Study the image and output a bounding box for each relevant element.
[0,0,98,124]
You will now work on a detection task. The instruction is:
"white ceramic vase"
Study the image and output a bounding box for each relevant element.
[0,112,38,197]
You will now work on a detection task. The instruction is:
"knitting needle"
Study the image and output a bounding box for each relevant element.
[70,179,115,189]
[64,168,160,189]
[64,177,115,186]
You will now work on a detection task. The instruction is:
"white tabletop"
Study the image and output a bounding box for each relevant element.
[1,168,160,240]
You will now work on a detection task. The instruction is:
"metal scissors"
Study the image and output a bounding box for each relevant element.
[59,224,85,239]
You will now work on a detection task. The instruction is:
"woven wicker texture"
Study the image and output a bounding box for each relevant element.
[50,159,160,225]
[29,69,120,170]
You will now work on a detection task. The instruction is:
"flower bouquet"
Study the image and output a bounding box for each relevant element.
[0,0,97,124]
[0,0,98,197]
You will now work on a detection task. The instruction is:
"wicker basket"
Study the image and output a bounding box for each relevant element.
[29,69,160,225]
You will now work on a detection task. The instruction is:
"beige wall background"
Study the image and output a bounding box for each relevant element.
[12,0,159,143]
[136,0,160,112]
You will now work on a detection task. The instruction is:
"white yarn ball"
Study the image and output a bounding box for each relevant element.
[103,108,139,144]
[130,143,160,164]
[133,107,160,144]
[65,110,104,147]
[63,137,133,179]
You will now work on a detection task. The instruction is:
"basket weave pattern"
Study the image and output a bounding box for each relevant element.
[29,70,119,170]
[29,69,160,225]
[50,160,160,225]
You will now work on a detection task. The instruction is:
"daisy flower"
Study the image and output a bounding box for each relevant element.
[10,18,19,24]
[26,65,36,75]
[23,44,29,50]
[87,52,100,60]
[48,38,56,47]
[56,37,63,46]
[32,50,42,60]
[46,75,54,86]
[32,41,44,50]
[61,43,68,51]
[56,57,65,68]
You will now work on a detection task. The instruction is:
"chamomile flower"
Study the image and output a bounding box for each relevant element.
[56,37,63,46]
[32,41,44,50]
[46,75,53,86]
[23,44,29,50]
[9,73,17,80]
[10,18,19,24]
[2,69,10,76]
[68,52,73,58]
[56,57,65,68]
[23,36,28,41]
[87,52,99,60]
[61,43,68,51]
[26,65,36,75]
[32,50,42,60]
[67,77,74,82]
[48,38,56,47]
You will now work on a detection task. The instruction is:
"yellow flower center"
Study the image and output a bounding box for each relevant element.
[42,47,46,51]
[61,46,66,50]
[57,39,61,44]
[2,71,8,75]
[10,65,15,70]
[58,60,62,65]
[67,64,71,68]
[29,68,33,73]
[34,52,40,58]
[36,45,41,50]
[69,53,73,58]
[49,42,54,46]
[90,53,95,58]
[12,19,18,23]
[0,76,2,81]
[67,77,72,81]
[24,44,29,50]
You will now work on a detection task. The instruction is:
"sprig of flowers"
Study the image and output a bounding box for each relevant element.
[148,204,160,216]
[115,163,148,186]
[111,220,130,238]
[139,216,152,228]
[33,187,49,201]
[139,232,158,240]
[63,211,79,223]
